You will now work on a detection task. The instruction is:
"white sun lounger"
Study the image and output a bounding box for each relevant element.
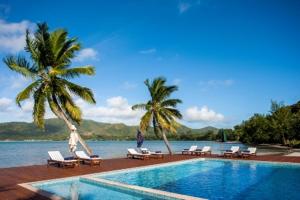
[241,147,257,158]
[182,145,198,155]
[195,146,212,156]
[140,148,164,158]
[127,148,150,160]
[47,151,78,168]
[224,146,240,158]
[75,151,102,166]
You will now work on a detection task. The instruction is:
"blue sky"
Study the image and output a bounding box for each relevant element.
[0,0,299,128]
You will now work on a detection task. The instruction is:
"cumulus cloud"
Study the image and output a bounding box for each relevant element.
[199,79,234,91]
[185,106,224,122]
[0,97,13,111]
[178,0,201,14]
[0,20,34,53]
[121,81,137,90]
[0,95,142,125]
[139,48,156,54]
[74,48,98,62]
[172,78,181,85]
[178,2,192,13]
[76,96,143,125]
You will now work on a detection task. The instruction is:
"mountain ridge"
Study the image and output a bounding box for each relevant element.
[0,118,219,141]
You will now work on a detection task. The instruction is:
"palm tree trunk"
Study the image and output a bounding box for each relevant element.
[54,109,93,156]
[162,131,173,155]
[282,133,287,146]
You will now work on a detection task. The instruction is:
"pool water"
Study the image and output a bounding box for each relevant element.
[34,178,164,200]
[100,160,300,200]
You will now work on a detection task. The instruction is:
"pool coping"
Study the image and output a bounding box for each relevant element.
[19,157,300,200]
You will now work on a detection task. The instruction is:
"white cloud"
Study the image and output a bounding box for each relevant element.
[75,96,143,125]
[0,97,13,111]
[10,76,31,89]
[0,20,34,53]
[106,96,128,108]
[199,79,234,91]
[121,81,137,90]
[74,48,98,62]
[0,95,142,125]
[172,78,181,85]
[185,106,225,122]
[21,101,33,112]
[178,0,201,14]
[178,2,191,14]
[139,48,156,54]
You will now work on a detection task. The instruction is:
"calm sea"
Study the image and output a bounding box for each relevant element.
[0,140,246,168]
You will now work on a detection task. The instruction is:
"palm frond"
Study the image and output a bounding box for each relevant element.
[64,100,82,124]
[16,80,41,106]
[139,111,152,132]
[35,22,53,69]
[58,78,96,104]
[163,107,183,119]
[156,85,178,101]
[3,56,37,78]
[54,85,82,123]
[25,30,40,65]
[56,38,80,64]
[132,103,147,111]
[50,66,95,78]
[33,86,46,128]
[161,99,182,108]
[138,77,182,136]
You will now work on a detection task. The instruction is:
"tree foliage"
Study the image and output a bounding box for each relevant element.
[3,23,96,129]
[132,77,182,154]
[235,101,300,147]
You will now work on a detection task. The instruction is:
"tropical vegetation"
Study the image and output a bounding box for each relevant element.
[234,101,300,147]
[132,77,183,154]
[3,23,96,154]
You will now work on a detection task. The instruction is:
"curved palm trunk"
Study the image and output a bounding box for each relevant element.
[153,118,173,155]
[162,131,173,155]
[54,109,93,156]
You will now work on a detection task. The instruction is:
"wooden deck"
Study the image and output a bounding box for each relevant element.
[1,154,300,200]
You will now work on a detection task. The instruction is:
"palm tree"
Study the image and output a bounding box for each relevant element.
[3,23,96,155]
[132,77,182,154]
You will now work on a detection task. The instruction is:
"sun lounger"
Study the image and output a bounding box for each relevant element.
[75,151,102,166]
[182,145,198,155]
[241,147,257,158]
[223,146,240,158]
[195,146,212,156]
[47,151,79,168]
[140,148,164,159]
[127,148,150,160]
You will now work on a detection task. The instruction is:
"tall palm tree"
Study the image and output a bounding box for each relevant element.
[132,77,182,154]
[3,23,96,155]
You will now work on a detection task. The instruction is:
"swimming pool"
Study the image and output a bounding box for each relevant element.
[31,177,173,200]
[22,159,300,200]
[98,159,300,200]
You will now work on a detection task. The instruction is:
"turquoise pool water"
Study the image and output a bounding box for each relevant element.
[34,178,165,200]
[99,159,300,200]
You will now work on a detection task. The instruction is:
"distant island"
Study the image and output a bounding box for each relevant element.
[0,118,219,141]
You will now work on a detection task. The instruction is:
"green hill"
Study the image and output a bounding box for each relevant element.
[0,118,218,141]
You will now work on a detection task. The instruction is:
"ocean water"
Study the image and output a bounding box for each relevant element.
[0,140,246,168]
[100,159,300,200]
